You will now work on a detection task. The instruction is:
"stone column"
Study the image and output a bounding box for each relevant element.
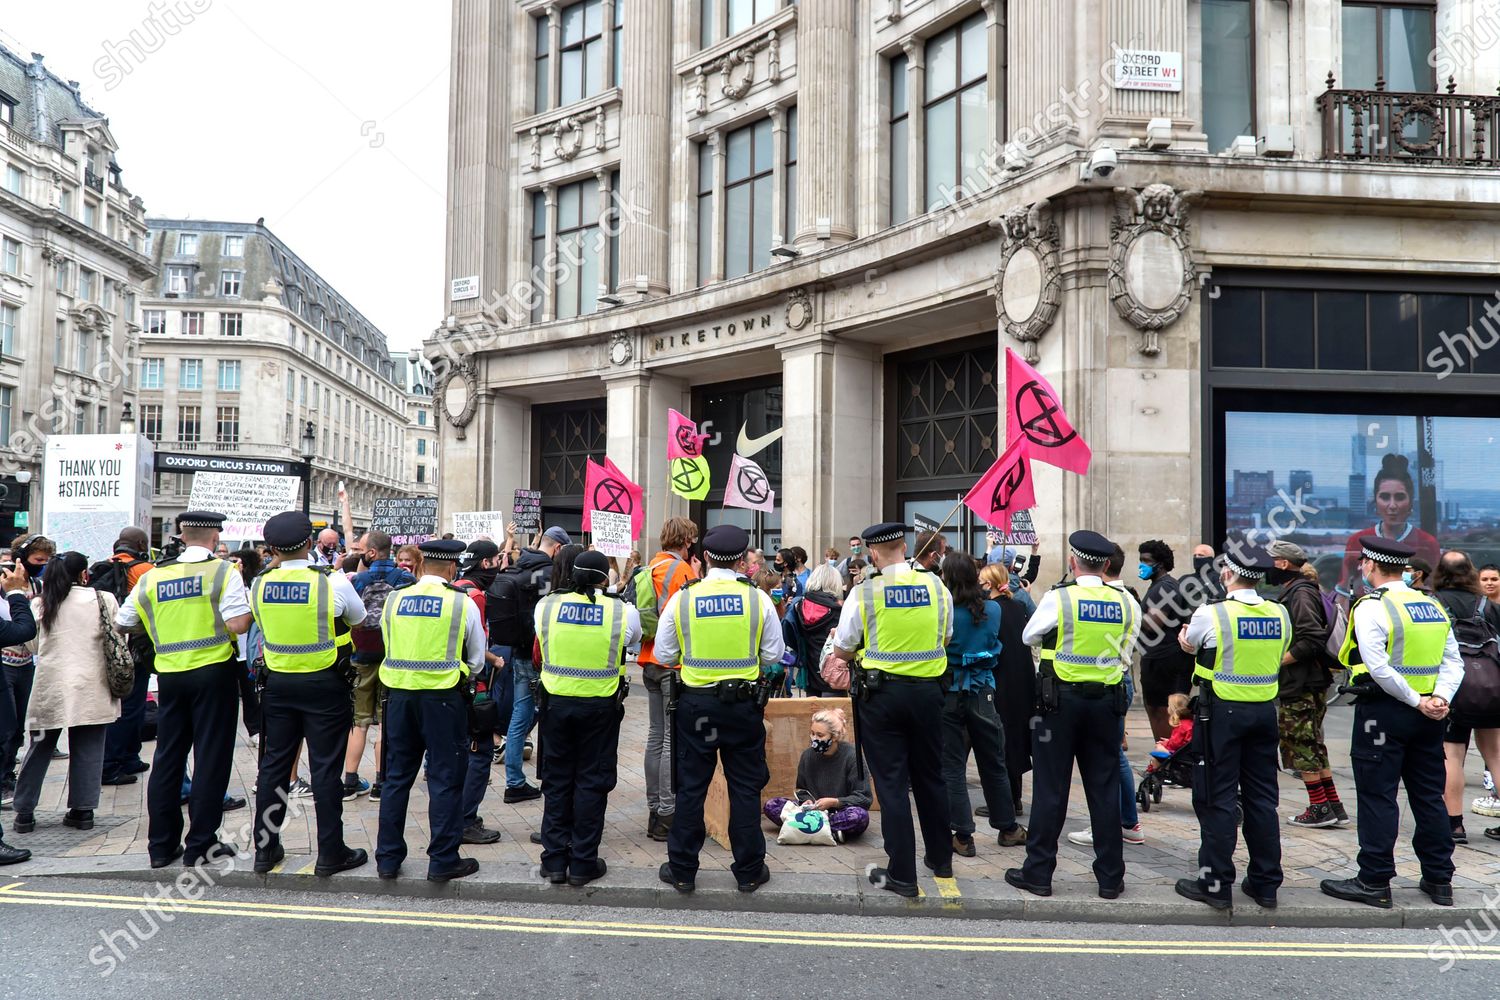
[982,0,1005,149]
[618,0,673,297]
[779,334,882,553]
[483,390,531,529]
[604,370,689,555]
[595,168,613,297]
[542,184,558,321]
[769,105,788,245]
[446,0,511,318]
[902,38,925,221]
[795,0,858,247]
[709,129,727,282]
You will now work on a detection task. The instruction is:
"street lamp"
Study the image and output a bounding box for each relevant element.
[119,401,136,436]
[300,420,316,516]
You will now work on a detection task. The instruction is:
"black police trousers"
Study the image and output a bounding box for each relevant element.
[254,668,353,863]
[861,677,951,886]
[147,657,239,865]
[539,693,622,878]
[668,688,768,883]
[376,687,468,876]
[1190,696,1282,900]
[1022,686,1125,889]
[1351,695,1455,886]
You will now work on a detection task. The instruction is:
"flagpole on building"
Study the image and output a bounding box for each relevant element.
[912,494,966,562]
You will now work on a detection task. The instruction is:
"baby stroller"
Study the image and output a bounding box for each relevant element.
[1136,742,1198,812]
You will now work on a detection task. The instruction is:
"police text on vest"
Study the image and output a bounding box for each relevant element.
[695,594,744,617]
[397,595,444,618]
[261,582,311,604]
[1077,600,1123,623]
[557,602,605,626]
[884,586,932,608]
[156,577,204,602]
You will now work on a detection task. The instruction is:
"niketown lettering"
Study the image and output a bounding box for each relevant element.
[157,577,204,602]
[397,595,445,618]
[650,313,777,355]
[695,595,745,618]
[557,603,605,626]
[884,586,932,608]
[1237,617,1283,640]
[1076,600,1124,624]
[261,582,311,604]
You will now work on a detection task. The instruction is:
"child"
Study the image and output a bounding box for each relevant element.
[1148,693,1194,771]
[762,708,871,842]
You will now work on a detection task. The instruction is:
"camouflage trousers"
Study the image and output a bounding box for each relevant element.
[1278,687,1330,773]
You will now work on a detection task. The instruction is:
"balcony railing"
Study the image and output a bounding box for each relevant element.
[84,168,105,194]
[1318,74,1500,166]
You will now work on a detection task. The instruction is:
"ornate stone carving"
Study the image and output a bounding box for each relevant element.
[593,105,607,152]
[689,30,779,114]
[435,355,479,439]
[528,128,542,170]
[71,304,109,333]
[785,287,812,331]
[994,200,1061,364]
[1108,183,1199,356]
[689,69,709,117]
[608,330,634,366]
[766,30,781,82]
[550,116,585,162]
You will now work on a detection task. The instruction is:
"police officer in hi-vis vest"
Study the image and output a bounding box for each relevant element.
[250,511,370,877]
[1008,530,1140,900]
[1322,536,1465,909]
[655,525,785,894]
[534,550,641,886]
[115,511,253,868]
[831,522,955,899]
[1175,541,1290,911]
[375,538,487,882]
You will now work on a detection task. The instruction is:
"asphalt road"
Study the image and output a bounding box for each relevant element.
[1,877,1495,999]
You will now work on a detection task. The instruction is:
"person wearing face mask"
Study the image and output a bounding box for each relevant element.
[1190,544,1225,603]
[1136,540,1195,742]
[1263,540,1345,830]
[838,536,863,587]
[1404,557,1432,594]
[1340,455,1441,599]
[761,708,872,843]
[1,535,54,802]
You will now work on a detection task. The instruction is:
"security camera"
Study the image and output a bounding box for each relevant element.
[1080,147,1119,183]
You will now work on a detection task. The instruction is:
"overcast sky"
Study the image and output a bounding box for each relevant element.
[2,1,450,352]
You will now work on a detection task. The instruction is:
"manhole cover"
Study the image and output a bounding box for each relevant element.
[9,813,131,857]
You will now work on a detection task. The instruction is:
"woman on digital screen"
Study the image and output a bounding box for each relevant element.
[1341,454,1441,594]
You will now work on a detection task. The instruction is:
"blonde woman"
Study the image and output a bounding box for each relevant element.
[761,707,871,842]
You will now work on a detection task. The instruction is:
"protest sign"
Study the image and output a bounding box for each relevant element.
[187,471,301,542]
[452,510,506,543]
[512,489,542,533]
[913,513,941,535]
[1004,509,1039,546]
[590,509,633,558]
[371,496,439,545]
[42,435,154,562]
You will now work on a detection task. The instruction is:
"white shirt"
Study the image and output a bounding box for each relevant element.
[1352,581,1465,707]
[115,546,252,629]
[532,591,643,652]
[653,567,785,670]
[1182,588,1264,652]
[832,561,955,654]
[1020,575,1146,659]
[254,559,369,628]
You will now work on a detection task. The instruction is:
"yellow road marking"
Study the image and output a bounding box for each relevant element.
[0,884,1489,959]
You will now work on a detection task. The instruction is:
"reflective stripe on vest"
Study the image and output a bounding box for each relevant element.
[858,563,948,677]
[379,582,466,690]
[1040,585,1132,684]
[1194,600,1288,702]
[537,592,627,697]
[677,578,762,687]
[137,560,233,672]
[1346,591,1449,695]
[251,568,337,673]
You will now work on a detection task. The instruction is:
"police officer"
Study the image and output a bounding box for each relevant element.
[1007,530,1139,899]
[115,511,253,868]
[655,525,785,893]
[375,538,487,882]
[250,511,370,877]
[1174,540,1290,910]
[830,523,954,898]
[534,550,641,886]
[1322,537,1464,908]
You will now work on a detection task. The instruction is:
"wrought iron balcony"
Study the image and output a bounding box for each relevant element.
[84,168,105,193]
[1317,74,1500,166]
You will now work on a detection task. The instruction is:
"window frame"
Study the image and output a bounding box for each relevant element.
[1,236,20,276]
[534,0,622,113]
[922,11,990,212]
[143,309,166,334]
[181,311,204,336]
[217,359,242,392]
[1342,0,1439,93]
[222,234,245,258]
[220,269,244,297]
[176,233,199,256]
[180,358,203,391]
[178,404,202,444]
[165,265,193,295]
[215,405,240,445]
[0,302,15,356]
[140,357,164,389]
[220,312,243,337]
[140,403,163,442]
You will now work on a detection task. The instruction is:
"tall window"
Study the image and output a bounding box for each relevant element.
[0,303,14,356]
[180,358,202,390]
[418,409,427,426]
[3,164,21,195]
[725,118,773,279]
[532,176,617,321]
[890,54,910,224]
[0,386,11,445]
[417,464,427,483]
[0,97,13,126]
[75,329,91,372]
[1,237,19,276]
[535,0,622,113]
[215,406,240,444]
[96,406,108,434]
[696,143,714,287]
[79,268,96,302]
[54,318,65,364]
[784,107,798,247]
[217,359,241,391]
[220,270,243,296]
[178,405,201,443]
[140,403,163,442]
[141,357,163,389]
[166,265,193,295]
[176,233,199,255]
[417,438,427,456]
[924,12,989,210]
[143,309,166,334]
[55,259,72,293]
[74,404,87,435]
[1342,1,1437,92]
[701,0,778,48]
[220,312,243,336]
[182,311,204,335]
[1202,0,1255,153]
[222,234,245,257]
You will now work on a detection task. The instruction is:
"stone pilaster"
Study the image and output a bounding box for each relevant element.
[795,0,858,247]
[604,371,689,554]
[618,0,673,297]
[446,0,511,316]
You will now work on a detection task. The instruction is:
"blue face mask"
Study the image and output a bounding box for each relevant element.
[1402,570,1415,586]
[1138,564,1154,581]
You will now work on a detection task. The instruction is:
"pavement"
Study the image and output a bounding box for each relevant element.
[6,665,1500,929]
[4,878,1498,998]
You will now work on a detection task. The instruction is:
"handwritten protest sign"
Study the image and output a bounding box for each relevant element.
[1004,509,1039,546]
[187,471,301,542]
[512,489,542,533]
[452,511,506,543]
[590,510,633,559]
[371,496,439,546]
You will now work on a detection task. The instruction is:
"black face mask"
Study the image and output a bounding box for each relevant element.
[1193,556,1215,575]
[1264,567,1297,587]
[467,565,498,591]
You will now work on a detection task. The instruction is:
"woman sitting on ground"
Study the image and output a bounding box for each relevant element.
[762,708,871,842]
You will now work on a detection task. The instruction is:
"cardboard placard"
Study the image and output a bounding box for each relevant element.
[452,510,506,543]
[590,509,633,558]
[512,489,542,533]
[41,435,154,562]
[187,471,301,542]
[371,496,438,546]
[1004,509,1039,546]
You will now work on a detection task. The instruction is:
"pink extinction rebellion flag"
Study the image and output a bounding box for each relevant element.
[723,454,776,513]
[962,436,1036,530]
[666,409,707,461]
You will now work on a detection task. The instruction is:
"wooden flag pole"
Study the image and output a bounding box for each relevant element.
[912,494,967,562]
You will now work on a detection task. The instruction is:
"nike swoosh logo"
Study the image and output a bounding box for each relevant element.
[737,424,783,457]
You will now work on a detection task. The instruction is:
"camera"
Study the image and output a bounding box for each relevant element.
[1079,146,1119,183]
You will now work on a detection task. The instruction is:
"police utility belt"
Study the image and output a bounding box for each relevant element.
[1037,668,1129,715]
[684,678,759,704]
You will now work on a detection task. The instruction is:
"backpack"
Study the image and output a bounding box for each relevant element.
[454,580,488,637]
[89,557,146,603]
[624,555,684,638]
[1451,601,1500,717]
[351,570,401,663]
[487,564,547,647]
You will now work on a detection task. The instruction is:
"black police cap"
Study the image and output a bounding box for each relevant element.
[263,511,314,552]
[176,510,227,530]
[418,538,467,562]
[573,549,611,585]
[1221,539,1275,580]
[861,522,906,545]
[1360,536,1416,566]
[1068,530,1114,562]
[702,524,750,561]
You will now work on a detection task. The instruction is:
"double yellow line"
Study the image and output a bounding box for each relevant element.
[0,882,1492,959]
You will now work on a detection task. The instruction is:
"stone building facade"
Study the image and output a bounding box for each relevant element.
[0,46,154,545]
[141,220,410,539]
[431,0,1500,573]
[393,350,438,498]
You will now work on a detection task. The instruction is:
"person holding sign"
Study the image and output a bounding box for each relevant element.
[533,550,641,886]
[249,512,370,878]
[115,511,253,869]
